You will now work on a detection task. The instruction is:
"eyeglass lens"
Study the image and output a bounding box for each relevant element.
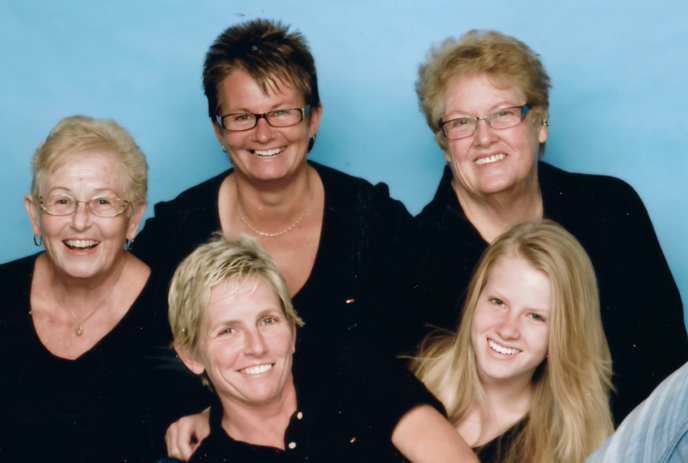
[442,106,526,140]
[41,195,127,217]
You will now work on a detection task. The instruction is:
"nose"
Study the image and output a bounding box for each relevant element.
[473,117,498,147]
[495,312,520,341]
[243,328,268,357]
[253,116,276,143]
[70,201,92,231]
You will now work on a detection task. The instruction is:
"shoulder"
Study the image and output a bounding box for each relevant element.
[539,161,648,224]
[539,161,641,203]
[311,161,412,221]
[151,169,231,213]
[0,254,37,290]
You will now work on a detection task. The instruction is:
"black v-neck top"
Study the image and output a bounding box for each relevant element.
[413,161,688,424]
[0,254,209,463]
[134,161,419,356]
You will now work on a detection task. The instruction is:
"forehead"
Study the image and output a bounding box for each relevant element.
[43,150,124,191]
[219,69,304,110]
[484,257,551,308]
[205,277,282,321]
[443,73,526,115]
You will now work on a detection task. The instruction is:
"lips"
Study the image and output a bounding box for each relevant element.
[239,363,273,375]
[250,147,286,158]
[474,153,506,165]
[64,239,100,250]
[488,338,521,355]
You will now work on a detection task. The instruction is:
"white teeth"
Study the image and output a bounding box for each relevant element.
[488,339,520,355]
[252,147,285,157]
[475,153,506,165]
[64,240,99,249]
[241,364,273,375]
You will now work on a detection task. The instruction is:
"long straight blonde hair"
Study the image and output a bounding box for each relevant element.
[410,220,614,463]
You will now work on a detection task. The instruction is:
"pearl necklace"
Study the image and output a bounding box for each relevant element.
[237,189,314,237]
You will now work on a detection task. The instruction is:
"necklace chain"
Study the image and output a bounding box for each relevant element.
[237,188,314,237]
[67,305,102,336]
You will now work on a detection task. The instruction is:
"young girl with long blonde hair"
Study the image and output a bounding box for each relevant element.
[411,220,614,463]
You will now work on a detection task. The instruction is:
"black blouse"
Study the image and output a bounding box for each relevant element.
[133,161,419,357]
[413,161,688,424]
[189,343,443,463]
[0,254,209,463]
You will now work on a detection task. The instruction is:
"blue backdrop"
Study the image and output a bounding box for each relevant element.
[2,0,687,324]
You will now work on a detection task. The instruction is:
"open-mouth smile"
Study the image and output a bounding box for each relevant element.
[64,240,100,250]
[250,147,286,158]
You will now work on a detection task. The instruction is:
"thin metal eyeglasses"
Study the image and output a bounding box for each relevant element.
[216,105,311,132]
[39,195,130,218]
[439,104,531,140]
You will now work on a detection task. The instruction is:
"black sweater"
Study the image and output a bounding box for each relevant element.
[414,161,688,424]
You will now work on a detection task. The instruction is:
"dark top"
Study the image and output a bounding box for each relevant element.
[134,161,418,356]
[0,254,209,463]
[189,343,444,463]
[474,418,528,463]
[414,161,688,424]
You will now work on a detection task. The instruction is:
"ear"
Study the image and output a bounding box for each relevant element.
[24,194,41,237]
[126,202,146,241]
[175,345,206,376]
[307,104,322,139]
[537,112,548,144]
[444,150,452,164]
[212,120,226,151]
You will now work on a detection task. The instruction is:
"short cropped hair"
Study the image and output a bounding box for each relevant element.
[416,30,551,153]
[30,115,148,208]
[169,235,304,353]
[203,19,320,151]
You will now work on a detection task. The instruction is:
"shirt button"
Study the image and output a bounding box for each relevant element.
[288,442,297,449]
[297,412,303,420]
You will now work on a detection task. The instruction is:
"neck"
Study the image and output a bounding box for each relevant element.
[479,372,533,420]
[40,251,129,317]
[234,163,313,229]
[220,377,297,450]
[453,171,542,243]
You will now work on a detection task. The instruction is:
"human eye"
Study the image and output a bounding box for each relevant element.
[490,298,504,306]
[49,195,73,206]
[221,327,236,335]
[528,313,545,322]
[261,316,278,326]
[94,196,115,206]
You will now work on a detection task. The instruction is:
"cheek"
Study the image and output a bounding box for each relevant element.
[208,340,242,370]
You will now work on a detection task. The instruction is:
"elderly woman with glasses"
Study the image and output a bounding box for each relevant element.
[0,115,206,462]
[412,30,688,425]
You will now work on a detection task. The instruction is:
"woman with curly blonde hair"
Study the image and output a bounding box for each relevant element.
[411,220,614,463]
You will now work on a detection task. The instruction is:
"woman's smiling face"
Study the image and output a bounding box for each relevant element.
[213,69,321,185]
[26,151,141,281]
[471,256,551,386]
[442,73,547,200]
[185,277,296,407]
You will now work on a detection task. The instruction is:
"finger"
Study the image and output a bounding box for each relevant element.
[165,424,181,459]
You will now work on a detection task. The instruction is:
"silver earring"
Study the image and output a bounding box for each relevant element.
[221,146,228,153]
[311,134,317,142]
[33,235,42,247]
[124,239,134,251]
[542,121,549,127]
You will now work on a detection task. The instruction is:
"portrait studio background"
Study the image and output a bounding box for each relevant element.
[2,0,687,324]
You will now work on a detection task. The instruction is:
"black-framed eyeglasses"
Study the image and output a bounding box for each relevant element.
[216,105,311,132]
[39,195,130,218]
[439,104,531,140]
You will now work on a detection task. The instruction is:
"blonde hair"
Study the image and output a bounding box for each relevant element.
[168,235,304,354]
[30,115,147,208]
[411,220,613,463]
[416,30,551,154]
